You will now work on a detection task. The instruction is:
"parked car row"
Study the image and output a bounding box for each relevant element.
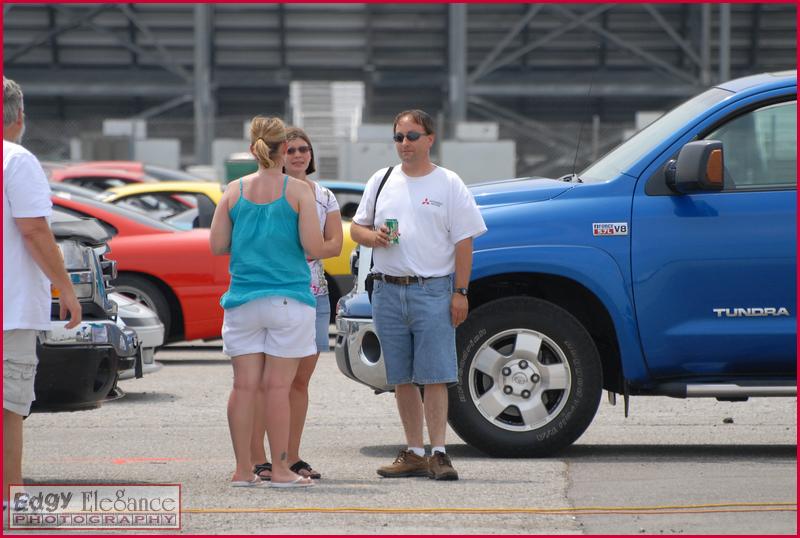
[30,160,215,412]
[101,179,365,320]
[44,161,366,343]
[42,160,203,191]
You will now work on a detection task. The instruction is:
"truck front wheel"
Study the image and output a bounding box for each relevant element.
[450,296,602,457]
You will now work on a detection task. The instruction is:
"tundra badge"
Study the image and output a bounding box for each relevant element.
[713,307,790,317]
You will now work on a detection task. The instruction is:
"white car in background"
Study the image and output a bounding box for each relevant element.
[110,292,164,380]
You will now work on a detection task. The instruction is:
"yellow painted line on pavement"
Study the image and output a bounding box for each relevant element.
[183,501,796,516]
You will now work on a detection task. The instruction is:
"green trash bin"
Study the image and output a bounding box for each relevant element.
[224,153,258,184]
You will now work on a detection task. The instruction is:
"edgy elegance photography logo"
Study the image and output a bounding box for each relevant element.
[8,484,181,530]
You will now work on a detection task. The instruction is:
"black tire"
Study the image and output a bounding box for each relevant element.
[32,344,119,412]
[113,274,172,338]
[449,296,602,457]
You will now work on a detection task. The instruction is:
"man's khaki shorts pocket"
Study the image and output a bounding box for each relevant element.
[3,330,39,415]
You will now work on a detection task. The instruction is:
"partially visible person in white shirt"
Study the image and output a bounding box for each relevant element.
[3,76,81,509]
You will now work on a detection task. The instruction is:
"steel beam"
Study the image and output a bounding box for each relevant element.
[469,81,698,98]
[278,4,287,69]
[127,5,138,66]
[6,5,108,64]
[701,4,711,85]
[469,4,544,82]
[19,82,190,98]
[598,11,609,67]
[448,4,468,132]
[719,4,731,82]
[194,4,214,165]
[551,4,698,85]
[748,4,762,69]
[47,6,59,66]
[363,5,375,121]
[117,4,193,82]
[642,4,701,68]
[73,18,191,83]
[134,94,194,120]
[475,4,615,82]
[678,4,689,69]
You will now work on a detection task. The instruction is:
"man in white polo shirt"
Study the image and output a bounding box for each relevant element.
[351,109,486,481]
[3,76,81,508]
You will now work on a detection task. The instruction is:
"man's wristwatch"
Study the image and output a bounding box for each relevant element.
[454,287,469,296]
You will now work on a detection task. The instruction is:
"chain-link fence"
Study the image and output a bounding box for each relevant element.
[498,120,630,178]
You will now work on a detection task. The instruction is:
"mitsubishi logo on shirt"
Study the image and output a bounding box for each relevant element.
[421,197,443,207]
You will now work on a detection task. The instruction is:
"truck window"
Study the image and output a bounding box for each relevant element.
[706,100,796,190]
[580,88,733,183]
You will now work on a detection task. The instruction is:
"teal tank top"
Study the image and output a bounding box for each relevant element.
[220,176,314,309]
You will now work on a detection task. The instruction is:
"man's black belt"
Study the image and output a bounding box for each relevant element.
[373,273,436,285]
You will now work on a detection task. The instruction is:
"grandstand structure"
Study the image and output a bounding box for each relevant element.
[3,3,796,177]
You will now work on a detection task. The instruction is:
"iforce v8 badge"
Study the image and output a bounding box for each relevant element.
[592,222,629,236]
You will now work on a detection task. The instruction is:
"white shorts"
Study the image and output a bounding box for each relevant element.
[222,296,316,359]
[3,330,39,416]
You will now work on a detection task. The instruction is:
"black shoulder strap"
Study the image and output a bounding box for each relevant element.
[372,166,393,227]
[369,166,393,272]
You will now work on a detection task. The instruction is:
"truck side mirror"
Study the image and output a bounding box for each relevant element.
[665,140,724,194]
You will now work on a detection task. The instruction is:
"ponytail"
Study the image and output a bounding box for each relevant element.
[249,116,286,170]
[252,138,276,169]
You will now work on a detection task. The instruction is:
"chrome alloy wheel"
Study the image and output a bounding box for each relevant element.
[113,284,158,314]
[468,328,572,432]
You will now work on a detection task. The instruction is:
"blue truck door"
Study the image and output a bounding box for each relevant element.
[632,99,796,378]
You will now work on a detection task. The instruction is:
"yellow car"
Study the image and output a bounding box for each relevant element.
[102,180,364,318]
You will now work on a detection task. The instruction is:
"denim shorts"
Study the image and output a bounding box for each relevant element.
[315,294,331,353]
[372,275,457,386]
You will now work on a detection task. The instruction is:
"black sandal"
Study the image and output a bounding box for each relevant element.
[253,462,272,481]
[290,460,321,480]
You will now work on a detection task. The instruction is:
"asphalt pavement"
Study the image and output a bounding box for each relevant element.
[9,342,796,534]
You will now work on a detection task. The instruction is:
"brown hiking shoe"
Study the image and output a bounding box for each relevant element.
[377,450,429,478]
[428,451,459,481]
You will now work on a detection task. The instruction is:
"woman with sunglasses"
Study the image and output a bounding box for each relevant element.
[250,127,343,482]
[210,116,324,488]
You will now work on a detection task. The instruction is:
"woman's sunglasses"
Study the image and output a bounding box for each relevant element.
[393,131,425,143]
[287,146,311,155]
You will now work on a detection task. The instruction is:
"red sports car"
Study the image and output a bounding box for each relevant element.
[75,160,204,182]
[50,165,156,192]
[47,161,203,193]
[52,192,228,343]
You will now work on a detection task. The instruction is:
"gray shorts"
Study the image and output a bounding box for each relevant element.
[3,330,39,416]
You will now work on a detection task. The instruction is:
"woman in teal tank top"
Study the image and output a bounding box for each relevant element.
[249,127,343,483]
[210,116,324,488]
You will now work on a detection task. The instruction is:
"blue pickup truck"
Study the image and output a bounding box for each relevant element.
[335,71,796,457]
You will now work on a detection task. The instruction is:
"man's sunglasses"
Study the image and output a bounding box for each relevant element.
[287,146,310,155]
[393,131,425,143]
